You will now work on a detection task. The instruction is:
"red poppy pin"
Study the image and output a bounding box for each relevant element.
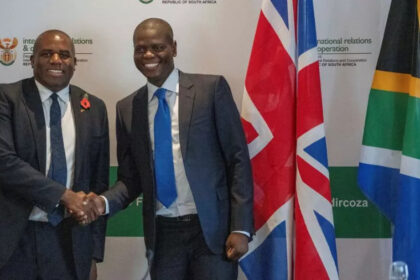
[80,93,90,112]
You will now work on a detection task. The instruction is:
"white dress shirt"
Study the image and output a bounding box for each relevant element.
[29,80,76,222]
[148,69,197,217]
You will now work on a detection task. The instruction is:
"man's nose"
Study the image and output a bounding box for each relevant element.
[143,49,155,58]
[49,53,62,63]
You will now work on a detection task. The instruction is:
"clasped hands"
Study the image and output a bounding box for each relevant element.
[60,189,106,225]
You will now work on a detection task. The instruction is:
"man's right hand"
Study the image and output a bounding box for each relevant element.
[61,190,106,225]
[60,189,89,222]
[82,192,106,224]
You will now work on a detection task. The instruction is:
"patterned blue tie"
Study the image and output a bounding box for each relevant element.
[47,93,67,226]
[154,88,177,208]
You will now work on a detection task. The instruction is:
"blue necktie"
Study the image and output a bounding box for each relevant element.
[47,93,67,226]
[154,88,177,208]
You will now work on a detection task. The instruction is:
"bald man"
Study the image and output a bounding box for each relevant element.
[88,18,254,280]
[0,30,109,280]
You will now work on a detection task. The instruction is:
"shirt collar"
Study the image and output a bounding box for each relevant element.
[147,68,179,102]
[35,79,70,103]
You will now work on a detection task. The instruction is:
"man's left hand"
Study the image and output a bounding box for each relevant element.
[225,232,249,261]
[90,260,97,280]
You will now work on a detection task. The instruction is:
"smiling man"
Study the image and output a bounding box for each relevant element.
[92,18,254,280]
[0,30,109,280]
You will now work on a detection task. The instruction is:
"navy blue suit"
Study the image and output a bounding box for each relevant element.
[0,78,109,280]
[103,72,253,258]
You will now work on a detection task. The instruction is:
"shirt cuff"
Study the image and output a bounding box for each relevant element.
[232,230,250,238]
[100,195,110,215]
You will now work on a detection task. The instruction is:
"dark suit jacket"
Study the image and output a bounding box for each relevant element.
[0,78,109,280]
[103,71,253,257]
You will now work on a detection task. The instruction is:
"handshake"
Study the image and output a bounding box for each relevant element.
[60,189,106,225]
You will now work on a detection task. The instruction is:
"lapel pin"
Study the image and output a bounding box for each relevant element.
[80,93,91,112]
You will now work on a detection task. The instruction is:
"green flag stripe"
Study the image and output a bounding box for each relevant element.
[402,96,420,158]
[362,89,407,150]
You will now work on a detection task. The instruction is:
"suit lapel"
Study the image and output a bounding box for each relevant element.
[70,85,84,190]
[132,86,153,168]
[22,78,47,173]
[178,72,195,160]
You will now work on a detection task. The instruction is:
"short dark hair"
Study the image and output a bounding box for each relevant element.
[133,18,174,44]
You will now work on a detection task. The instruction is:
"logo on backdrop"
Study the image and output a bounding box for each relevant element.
[139,0,153,3]
[0,38,18,66]
[317,36,373,68]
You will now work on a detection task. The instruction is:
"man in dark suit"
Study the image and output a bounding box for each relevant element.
[86,18,253,280]
[0,30,109,280]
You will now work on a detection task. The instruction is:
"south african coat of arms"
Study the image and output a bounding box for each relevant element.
[0,38,18,66]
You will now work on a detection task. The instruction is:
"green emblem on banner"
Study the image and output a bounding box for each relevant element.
[139,0,153,4]
[330,167,391,238]
[106,167,144,237]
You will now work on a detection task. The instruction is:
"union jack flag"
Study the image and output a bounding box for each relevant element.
[239,0,338,279]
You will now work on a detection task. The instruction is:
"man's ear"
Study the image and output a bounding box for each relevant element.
[30,55,34,68]
[173,40,177,57]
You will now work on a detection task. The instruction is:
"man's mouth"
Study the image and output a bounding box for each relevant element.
[144,63,159,69]
[47,69,64,76]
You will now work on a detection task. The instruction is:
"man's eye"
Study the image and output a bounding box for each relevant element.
[152,45,166,52]
[38,51,71,59]
[135,48,146,54]
[40,52,52,58]
[59,52,71,59]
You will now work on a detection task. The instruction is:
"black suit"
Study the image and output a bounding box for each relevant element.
[0,78,109,280]
[103,71,253,259]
